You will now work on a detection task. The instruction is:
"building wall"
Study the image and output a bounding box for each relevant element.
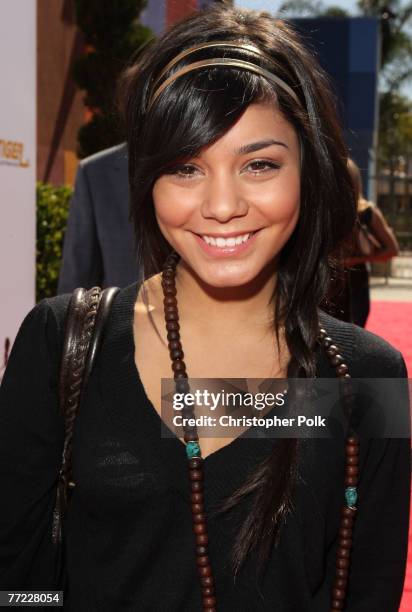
[292,17,380,201]
[37,0,84,185]
[37,0,208,186]
[167,0,198,28]
[141,0,217,34]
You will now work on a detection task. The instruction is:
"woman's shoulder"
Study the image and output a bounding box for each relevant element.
[40,282,140,327]
[17,283,139,348]
[318,310,406,378]
[11,293,72,353]
[40,292,72,326]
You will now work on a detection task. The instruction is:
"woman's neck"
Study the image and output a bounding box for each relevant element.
[172,259,278,335]
[137,258,289,378]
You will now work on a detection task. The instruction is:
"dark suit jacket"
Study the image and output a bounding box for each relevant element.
[58,144,140,293]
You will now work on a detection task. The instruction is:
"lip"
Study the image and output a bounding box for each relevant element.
[195,230,258,238]
[192,229,261,257]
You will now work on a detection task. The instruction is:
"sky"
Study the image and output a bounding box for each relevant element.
[235,0,360,14]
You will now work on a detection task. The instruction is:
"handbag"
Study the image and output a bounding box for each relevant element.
[51,286,120,588]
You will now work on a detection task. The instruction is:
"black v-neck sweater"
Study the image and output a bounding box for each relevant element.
[0,282,410,611]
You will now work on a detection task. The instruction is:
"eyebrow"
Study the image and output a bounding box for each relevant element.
[236,139,289,155]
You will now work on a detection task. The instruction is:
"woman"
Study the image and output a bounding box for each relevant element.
[344,158,399,327]
[0,6,410,611]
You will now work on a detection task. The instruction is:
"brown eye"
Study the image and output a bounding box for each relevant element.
[247,160,281,174]
[166,164,200,179]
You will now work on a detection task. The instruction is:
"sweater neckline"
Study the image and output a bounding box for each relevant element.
[97,281,347,499]
[99,281,277,462]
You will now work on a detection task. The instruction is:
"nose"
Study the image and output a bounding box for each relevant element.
[200,173,249,222]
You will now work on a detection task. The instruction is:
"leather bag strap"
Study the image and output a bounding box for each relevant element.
[52,286,120,545]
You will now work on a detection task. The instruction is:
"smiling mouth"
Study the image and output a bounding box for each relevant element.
[196,231,258,247]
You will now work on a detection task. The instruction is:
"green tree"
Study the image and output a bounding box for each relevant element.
[376,92,412,239]
[73,0,153,158]
[36,183,72,302]
[378,91,412,162]
[357,1,412,88]
[323,7,350,17]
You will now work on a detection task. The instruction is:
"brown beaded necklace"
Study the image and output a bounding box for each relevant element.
[161,250,359,612]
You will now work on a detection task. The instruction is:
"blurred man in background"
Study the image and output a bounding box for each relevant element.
[57,143,141,293]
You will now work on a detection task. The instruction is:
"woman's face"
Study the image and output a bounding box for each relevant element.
[152,101,301,288]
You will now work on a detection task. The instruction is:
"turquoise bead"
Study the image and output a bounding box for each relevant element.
[186,441,201,459]
[345,486,358,508]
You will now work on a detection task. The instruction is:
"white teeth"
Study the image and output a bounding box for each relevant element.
[200,233,252,247]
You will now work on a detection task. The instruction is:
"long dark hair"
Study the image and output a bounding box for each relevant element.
[121,5,356,577]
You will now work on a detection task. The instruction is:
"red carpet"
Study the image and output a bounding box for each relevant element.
[366,301,412,611]
[366,301,412,375]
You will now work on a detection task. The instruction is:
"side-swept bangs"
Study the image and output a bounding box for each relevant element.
[127,66,277,273]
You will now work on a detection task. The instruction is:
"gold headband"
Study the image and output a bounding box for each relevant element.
[151,41,278,91]
[147,40,302,112]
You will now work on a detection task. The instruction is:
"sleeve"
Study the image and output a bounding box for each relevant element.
[57,162,103,294]
[345,353,411,611]
[0,301,65,589]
